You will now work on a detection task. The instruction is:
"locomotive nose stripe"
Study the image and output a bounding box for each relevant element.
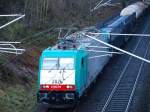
[40,84,76,91]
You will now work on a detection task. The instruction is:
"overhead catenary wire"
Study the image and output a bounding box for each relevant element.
[0,41,21,44]
[58,28,62,39]
[91,0,110,11]
[86,50,123,54]
[0,26,55,67]
[92,0,104,11]
[0,47,25,51]
[56,27,78,40]
[0,14,25,55]
[91,0,116,12]
[0,44,18,49]
[84,34,150,64]
[0,14,25,30]
[89,54,111,59]
[0,17,54,55]
[0,43,25,54]
[86,46,109,49]
[90,32,150,37]
[0,50,23,54]
[0,18,55,70]
[0,14,23,17]
[64,29,72,38]
[20,26,54,43]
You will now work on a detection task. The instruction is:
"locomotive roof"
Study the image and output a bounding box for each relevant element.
[49,27,101,50]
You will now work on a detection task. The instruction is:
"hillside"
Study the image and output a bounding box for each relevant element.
[0,0,131,112]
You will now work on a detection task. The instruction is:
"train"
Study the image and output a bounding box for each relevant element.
[37,2,148,108]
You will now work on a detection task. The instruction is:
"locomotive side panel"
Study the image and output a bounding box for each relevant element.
[86,35,110,87]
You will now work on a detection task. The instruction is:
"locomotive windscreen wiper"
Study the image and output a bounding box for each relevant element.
[60,63,73,81]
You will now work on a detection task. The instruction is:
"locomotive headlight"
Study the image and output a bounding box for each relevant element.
[42,85,45,88]
[66,85,76,90]
[66,85,73,88]
[66,85,70,89]
[46,85,49,88]
[42,85,49,89]
[65,93,75,100]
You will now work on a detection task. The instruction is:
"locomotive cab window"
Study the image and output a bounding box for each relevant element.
[59,58,74,70]
[42,58,58,70]
[42,58,74,70]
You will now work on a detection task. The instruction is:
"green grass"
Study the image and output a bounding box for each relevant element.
[0,83,37,112]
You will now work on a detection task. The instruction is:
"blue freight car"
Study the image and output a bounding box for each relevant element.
[102,14,136,48]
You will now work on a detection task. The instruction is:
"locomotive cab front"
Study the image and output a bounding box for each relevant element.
[37,49,87,108]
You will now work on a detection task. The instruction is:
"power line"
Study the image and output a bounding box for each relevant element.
[90,32,150,37]
[0,14,25,30]
[85,33,150,63]
[91,0,117,12]
[0,14,23,17]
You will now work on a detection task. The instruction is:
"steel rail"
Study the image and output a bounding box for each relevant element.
[100,18,150,112]
[125,41,150,112]
[101,37,142,112]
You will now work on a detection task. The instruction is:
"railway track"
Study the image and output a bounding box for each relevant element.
[99,17,150,112]
[73,15,150,112]
[100,32,150,112]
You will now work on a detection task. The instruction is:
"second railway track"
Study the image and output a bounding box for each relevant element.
[100,28,150,112]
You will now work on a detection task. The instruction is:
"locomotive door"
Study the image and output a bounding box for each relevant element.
[80,56,87,91]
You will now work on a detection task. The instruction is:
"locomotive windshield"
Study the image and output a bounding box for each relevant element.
[43,58,74,70]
